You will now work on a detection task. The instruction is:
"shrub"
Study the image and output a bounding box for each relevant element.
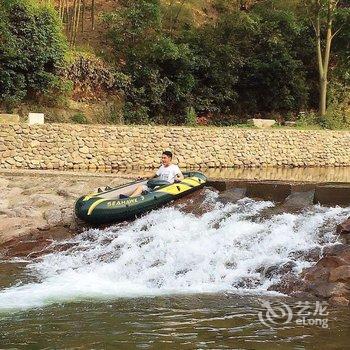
[186,9,311,119]
[185,106,196,126]
[319,109,349,130]
[71,112,88,124]
[296,111,318,127]
[106,1,196,124]
[40,77,73,107]
[0,0,67,109]
[123,102,150,124]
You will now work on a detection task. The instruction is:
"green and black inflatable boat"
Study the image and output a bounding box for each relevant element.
[75,171,207,224]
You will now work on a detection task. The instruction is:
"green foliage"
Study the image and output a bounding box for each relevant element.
[333,6,350,63]
[71,112,88,124]
[108,109,123,124]
[106,0,196,124]
[0,0,67,109]
[213,0,239,13]
[161,0,196,33]
[296,109,349,130]
[123,102,150,124]
[296,111,318,127]
[319,109,349,130]
[238,8,309,113]
[104,1,317,124]
[186,13,244,116]
[0,1,302,125]
[185,106,197,126]
[3,0,347,127]
[104,0,161,61]
[186,7,312,118]
[331,6,350,114]
[41,77,73,107]
[328,78,350,112]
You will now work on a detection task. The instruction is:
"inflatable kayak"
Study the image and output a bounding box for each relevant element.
[75,171,207,224]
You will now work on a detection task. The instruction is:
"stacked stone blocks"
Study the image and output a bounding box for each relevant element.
[0,124,349,170]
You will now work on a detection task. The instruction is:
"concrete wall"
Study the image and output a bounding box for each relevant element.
[0,123,349,170]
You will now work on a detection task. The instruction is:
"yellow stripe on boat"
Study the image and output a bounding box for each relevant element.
[83,192,98,201]
[156,183,192,195]
[87,199,108,215]
[182,178,201,187]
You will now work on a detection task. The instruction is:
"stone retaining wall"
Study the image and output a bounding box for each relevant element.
[0,124,349,170]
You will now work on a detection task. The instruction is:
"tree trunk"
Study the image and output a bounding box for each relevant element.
[319,78,327,116]
[91,0,95,30]
[81,0,85,32]
[72,0,81,45]
[314,0,336,117]
[68,0,76,41]
[58,0,63,20]
[320,2,334,116]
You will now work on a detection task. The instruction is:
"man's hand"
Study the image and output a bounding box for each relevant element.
[176,173,184,181]
[174,174,182,183]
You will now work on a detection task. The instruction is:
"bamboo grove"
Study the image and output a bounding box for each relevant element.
[57,0,95,45]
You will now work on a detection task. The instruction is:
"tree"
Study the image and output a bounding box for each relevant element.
[188,8,310,119]
[306,0,342,116]
[0,0,67,108]
[105,0,196,123]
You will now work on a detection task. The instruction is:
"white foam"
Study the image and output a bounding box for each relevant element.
[0,194,349,311]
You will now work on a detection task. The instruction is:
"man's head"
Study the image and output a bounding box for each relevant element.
[161,151,173,166]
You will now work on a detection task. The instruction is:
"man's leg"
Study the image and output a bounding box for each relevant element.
[129,184,149,197]
[130,185,144,197]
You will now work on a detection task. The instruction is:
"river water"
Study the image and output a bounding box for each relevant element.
[1,189,350,349]
[1,294,350,349]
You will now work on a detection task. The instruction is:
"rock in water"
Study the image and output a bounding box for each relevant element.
[299,244,350,305]
[314,255,349,269]
[337,218,350,235]
[329,265,350,283]
[329,296,350,306]
[302,266,330,283]
[267,272,309,295]
[308,282,350,299]
[172,188,218,216]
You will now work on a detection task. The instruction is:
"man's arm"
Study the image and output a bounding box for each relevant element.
[137,173,157,181]
[175,167,184,181]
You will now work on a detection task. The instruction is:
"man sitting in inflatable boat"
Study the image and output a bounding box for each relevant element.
[121,151,184,198]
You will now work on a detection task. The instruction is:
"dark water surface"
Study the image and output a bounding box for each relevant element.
[1,292,349,350]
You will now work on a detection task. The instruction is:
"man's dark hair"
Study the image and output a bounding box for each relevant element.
[162,151,173,158]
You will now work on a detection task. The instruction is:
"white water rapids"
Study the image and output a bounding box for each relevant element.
[1,190,350,311]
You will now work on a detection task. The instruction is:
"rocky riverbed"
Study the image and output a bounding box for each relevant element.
[268,222,350,307]
[0,170,128,244]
